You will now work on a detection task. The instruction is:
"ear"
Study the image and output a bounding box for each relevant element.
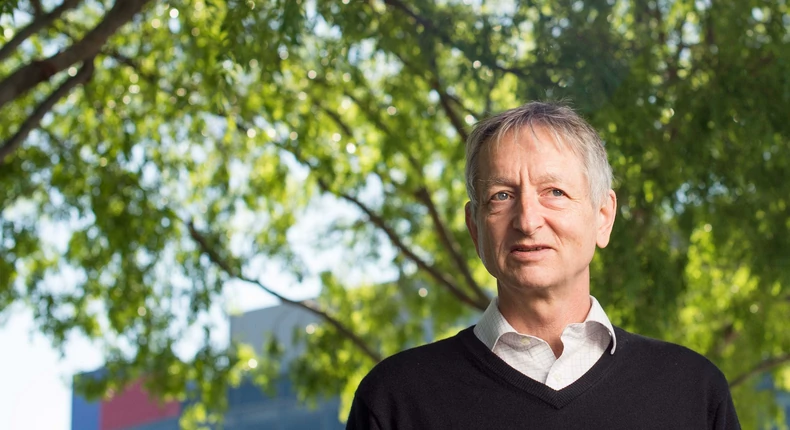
[465,202,481,255]
[596,189,617,248]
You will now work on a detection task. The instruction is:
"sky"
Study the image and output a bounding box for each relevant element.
[0,285,278,430]
[0,305,102,430]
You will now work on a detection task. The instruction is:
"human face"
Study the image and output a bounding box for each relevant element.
[465,126,616,295]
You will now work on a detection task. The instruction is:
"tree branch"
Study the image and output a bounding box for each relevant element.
[432,79,469,142]
[729,353,790,388]
[0,0,83,64]
[30,0,45,17]
[712,322,739,357]
[312,76,393,136]
[104,49,157,82]
[382,48,484,304]
[312,93,413,174]
[0,0,151,110]
[322,179,486,311]
[389,48,472,142]
[379,0,530,80]
[414,186,488,304]
[199,83,485,313]
[0,57,94,164]
[316,103,354,138]
[446,91,483,120]
[302,84,485,310]
[483,70,499,116]
[187,220,383,364]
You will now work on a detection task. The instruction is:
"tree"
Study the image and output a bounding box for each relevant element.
[1,0,789,427]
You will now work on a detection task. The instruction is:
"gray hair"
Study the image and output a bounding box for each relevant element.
[465,101,613,216]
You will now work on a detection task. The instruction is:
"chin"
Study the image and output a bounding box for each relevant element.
[499,275,557,292]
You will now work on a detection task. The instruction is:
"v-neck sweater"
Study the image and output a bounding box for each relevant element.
[347,326,739,429]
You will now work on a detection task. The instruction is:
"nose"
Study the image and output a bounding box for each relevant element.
[512,192,543,236]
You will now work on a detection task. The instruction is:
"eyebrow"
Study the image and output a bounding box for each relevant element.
[479,173,566,189]
[480,177,514,187]
[534,173,565,185]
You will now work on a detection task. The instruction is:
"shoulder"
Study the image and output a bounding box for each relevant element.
[356,327,473,397]
[347,327,480,428]
[614,328,740,426]
[361,327,472,379]
[615,327,730,388]
[617,328,719,365]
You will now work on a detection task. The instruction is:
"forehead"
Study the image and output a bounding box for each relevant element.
[478,125,582,171]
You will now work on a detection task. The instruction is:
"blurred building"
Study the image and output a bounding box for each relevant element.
[71,304,343,430]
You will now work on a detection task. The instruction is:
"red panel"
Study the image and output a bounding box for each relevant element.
[99,380,180,430]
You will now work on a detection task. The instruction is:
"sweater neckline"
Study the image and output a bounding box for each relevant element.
[457,325,625,409]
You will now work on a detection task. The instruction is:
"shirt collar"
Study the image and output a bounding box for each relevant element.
[473,295,618,354]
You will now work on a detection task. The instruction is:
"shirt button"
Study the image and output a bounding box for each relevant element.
[520,337,530,345]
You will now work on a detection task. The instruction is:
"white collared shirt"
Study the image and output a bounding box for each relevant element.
[473,296,617,390]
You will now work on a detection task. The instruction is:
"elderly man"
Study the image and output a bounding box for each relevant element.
[347,102,740,429]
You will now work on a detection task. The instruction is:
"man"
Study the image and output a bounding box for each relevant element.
[347,102,740,429]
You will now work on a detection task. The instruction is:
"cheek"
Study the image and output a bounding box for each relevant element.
[478,226,499,265]
[578,225,600,250]
[480,223,505,260]
[561,211,596,242]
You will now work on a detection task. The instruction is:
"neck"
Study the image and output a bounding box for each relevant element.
[496,284,592,358]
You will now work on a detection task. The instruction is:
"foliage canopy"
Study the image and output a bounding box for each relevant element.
[1,0,789,427]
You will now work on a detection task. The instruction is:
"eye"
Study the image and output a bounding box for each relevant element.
[550,189,565,197]
[491,192,510,201]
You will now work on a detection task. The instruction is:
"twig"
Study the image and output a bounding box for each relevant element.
[389,48,472,142]
[378,0,530,80]
[324,180,486,311]
[414,186,488,305]
[729,353,790,388]
[432,79,469,142]
[316,103,354,138]
[312,76,392,136]
[187,220,383,364]
[104,50,157,82]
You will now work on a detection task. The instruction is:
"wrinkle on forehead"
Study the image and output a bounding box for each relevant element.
[480,123,588,183]
[477,124,573,179]
[487,122,573,156]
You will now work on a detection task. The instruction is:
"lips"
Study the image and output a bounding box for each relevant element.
[510,244,552,253]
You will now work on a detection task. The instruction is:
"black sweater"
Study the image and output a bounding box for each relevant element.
[348,326,739,429]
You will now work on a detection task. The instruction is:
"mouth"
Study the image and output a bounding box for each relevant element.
[510,245,551,253]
